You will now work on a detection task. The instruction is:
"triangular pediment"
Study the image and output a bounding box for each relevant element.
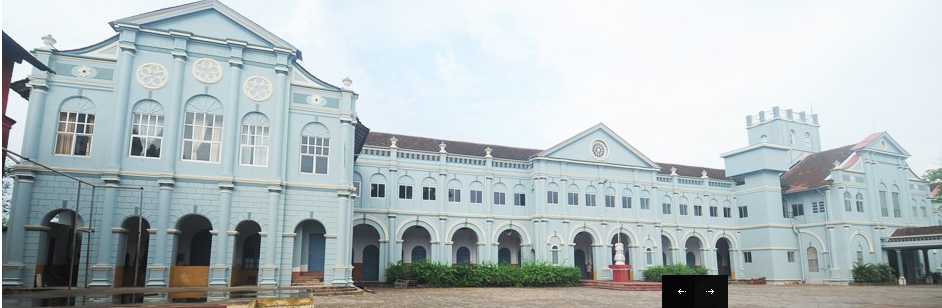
[111,0,296,51]
[854,132,910,157]
[536,123,658,169]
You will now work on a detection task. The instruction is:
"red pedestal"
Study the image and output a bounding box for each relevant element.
[610,264,631,282]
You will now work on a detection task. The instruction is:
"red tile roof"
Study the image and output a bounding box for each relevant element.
[656,162,728,180]
[890,226,942,237]
[364,132,541,161]
[781,144,855,194]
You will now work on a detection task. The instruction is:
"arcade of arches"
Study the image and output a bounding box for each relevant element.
[29,206,741,288]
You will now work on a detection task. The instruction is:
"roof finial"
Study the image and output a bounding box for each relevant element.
[701,170,709,178]
[41,34,57,50]
[342,76,352,88]
[484,146,493,158]
[389,136,398,148]
[670,166,678,176]
[439,141,447,153]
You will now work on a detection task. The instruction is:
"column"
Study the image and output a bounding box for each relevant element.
[2,172,35,286]
[388,215,400,264]
[438,217,448,263]
[485,219,495,263]
[89,178,120,287]
[704,248,718,274]
[330,193,353,286]
[106,31,137,171]
[259,186,281,287]
[630,245,643,280]
[672,247,683,267]
[378,240,388,282]
[477,243,487,265]
[924,250,934,283]
[826,226,841,281]
[209,185,233,287]
[146,180,174,287]
[442,242,453,264]
[895,249,905,281]
[599,244,613,281]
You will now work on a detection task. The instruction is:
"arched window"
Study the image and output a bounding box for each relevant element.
[456,247,471,265]
[804,132,812,147]
[551,245,559,265]
[807,247,819,272]
[843,192,853,212]
[182,96,223,162]
[411,246,427,263]
[55,97,96,156]
[239,112,270,166]
[300,123,329,174]
[759,135,768,143]
[645,248,653,265]
[621,188,632,209]
[856,245,864,264]
[129,100,163,158]
[855,193,865,212]
[891,185,901,217]
[879,184,889,217]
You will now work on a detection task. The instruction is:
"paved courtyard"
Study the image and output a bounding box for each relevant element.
[313,285,942,308]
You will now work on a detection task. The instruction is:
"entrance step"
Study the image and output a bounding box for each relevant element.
[580,280,662,291]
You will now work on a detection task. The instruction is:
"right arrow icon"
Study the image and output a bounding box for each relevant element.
[706,289,715,295]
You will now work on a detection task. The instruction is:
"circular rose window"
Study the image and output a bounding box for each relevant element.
[136,63,169,89]
[592,140,608,160]
[192,58,223,84]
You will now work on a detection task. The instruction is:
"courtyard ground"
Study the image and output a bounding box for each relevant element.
[313,285,942,308]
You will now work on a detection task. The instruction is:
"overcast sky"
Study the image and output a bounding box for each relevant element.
[4,0,940,173]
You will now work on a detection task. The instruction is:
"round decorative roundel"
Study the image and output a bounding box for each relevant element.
[71,65,97,78]
[136,63,169,89]
[192,58,223,84]
[591,140,608,160]
[307,95,324,105]
[243,76,273,102]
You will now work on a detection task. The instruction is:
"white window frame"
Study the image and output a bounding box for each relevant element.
[470,190,483,204]
[422,186,436,201]
[181,112,223,163]
[239,123,270,167]
[128,112,163,159]
[370,183,385,198]
[448,188,461,203]
[300,135,329,174]
[547,191,559,205]
[55,112,95,157]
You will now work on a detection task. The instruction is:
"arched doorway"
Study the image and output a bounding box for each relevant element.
[497,229,522,266]
[716,238,732,277]
[574,231,594,279]
[171,215,213,287]
[36,209,83,287]
[293,220,327,284]
[661,235,673,265]
[116,216,150,287]
[685,237,703,268]
[231,220,261,286]
[402,226,431,263]
[610,233,631,265]
[352,224,381,282]
[451,227,478,265]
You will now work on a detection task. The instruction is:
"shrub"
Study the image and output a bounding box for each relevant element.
[384,262,580,287]
[852,263,897,283]
[642,264,709,282]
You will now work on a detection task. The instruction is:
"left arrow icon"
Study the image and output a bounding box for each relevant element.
[677,289,686,295]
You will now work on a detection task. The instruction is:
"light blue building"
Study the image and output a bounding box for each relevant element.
[3,0,939,289]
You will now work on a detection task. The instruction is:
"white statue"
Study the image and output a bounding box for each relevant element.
[614,242,626,266]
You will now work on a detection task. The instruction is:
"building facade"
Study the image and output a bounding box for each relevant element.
[3,0,939,289]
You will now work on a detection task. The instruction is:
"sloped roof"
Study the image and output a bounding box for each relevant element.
[890,226,942,237]
[656,162,727,180]
[781,144,856,194]
[2,32,53,72]
[364,132,541,161]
